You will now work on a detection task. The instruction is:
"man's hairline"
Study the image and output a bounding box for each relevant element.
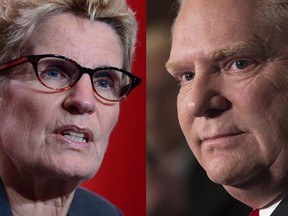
[166,0,288,72]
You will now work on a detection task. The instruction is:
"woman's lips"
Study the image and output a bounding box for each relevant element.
[55,125,93,142]
[53,125,94,149]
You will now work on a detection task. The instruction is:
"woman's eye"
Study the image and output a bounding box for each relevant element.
[41,66,65,79]
[94,72,114,90]
[96,79,112,89]
[46,69,60,78]
[39,66,70,83]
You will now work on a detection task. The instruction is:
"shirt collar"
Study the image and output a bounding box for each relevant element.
[260,200,282,216]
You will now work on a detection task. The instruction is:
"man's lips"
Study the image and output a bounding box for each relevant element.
[202,132,244,142]
[199,131,246,150]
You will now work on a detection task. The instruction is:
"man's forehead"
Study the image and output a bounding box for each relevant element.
[167,0,281,72]
[177,0,260,22]
[172,0,265,41]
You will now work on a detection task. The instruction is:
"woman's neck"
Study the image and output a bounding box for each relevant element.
[5,183,75,216]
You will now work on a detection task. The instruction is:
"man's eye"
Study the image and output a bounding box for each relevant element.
[181,72,195,81]
[231,59,253,70]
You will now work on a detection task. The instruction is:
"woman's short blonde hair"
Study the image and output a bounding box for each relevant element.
[0,0,137,70]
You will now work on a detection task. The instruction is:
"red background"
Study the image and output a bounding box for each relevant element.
[82,1,146,216]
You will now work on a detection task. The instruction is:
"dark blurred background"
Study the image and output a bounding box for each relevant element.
[146,1,251,215]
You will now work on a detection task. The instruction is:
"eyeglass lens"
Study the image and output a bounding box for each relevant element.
[36,57,132,101]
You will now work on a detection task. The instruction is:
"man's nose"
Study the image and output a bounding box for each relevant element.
[184,75,231,118]
[63,74,96,115]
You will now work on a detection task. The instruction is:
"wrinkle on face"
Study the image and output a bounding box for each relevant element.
[170,0,288,205]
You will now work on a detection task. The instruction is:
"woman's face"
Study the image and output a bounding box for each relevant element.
[0,13,122,183]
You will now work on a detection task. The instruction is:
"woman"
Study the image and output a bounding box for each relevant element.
[0,0,140,215]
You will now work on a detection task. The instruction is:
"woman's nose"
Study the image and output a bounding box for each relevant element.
[63,74,96,115]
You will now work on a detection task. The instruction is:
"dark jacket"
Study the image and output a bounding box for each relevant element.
[0,181,123,216]
[271,193,288,216]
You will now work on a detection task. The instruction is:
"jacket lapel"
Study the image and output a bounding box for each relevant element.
[271,193,288,216]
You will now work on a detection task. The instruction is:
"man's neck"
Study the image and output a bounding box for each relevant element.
[224,183,286,208]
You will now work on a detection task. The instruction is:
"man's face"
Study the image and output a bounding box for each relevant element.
[168,0,288,188]
[0,13,122,183]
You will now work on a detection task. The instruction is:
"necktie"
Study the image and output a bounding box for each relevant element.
[249,209,259,216]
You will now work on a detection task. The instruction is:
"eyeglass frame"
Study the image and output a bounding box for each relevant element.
[0,54,141,102]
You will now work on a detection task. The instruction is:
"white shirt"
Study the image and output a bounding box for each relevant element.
[260,200,282,216]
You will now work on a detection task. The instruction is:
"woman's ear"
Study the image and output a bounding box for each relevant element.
[0,78,10,107]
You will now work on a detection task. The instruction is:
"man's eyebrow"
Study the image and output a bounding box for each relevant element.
[165,42,268,74]
[165,61,175,71]
[165,61,182,74]
[211,42,266,59]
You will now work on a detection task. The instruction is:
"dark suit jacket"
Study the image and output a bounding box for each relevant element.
[271,193,288,216]
[0,180,123,216]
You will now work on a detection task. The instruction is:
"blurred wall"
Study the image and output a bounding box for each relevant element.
[82,1,146,216]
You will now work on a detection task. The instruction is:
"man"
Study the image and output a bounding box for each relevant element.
[166,0,288,215]
[147,22,250,216]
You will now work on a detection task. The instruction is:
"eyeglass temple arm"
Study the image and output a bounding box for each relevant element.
[0,57,29,71]
[132,76,141,86]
